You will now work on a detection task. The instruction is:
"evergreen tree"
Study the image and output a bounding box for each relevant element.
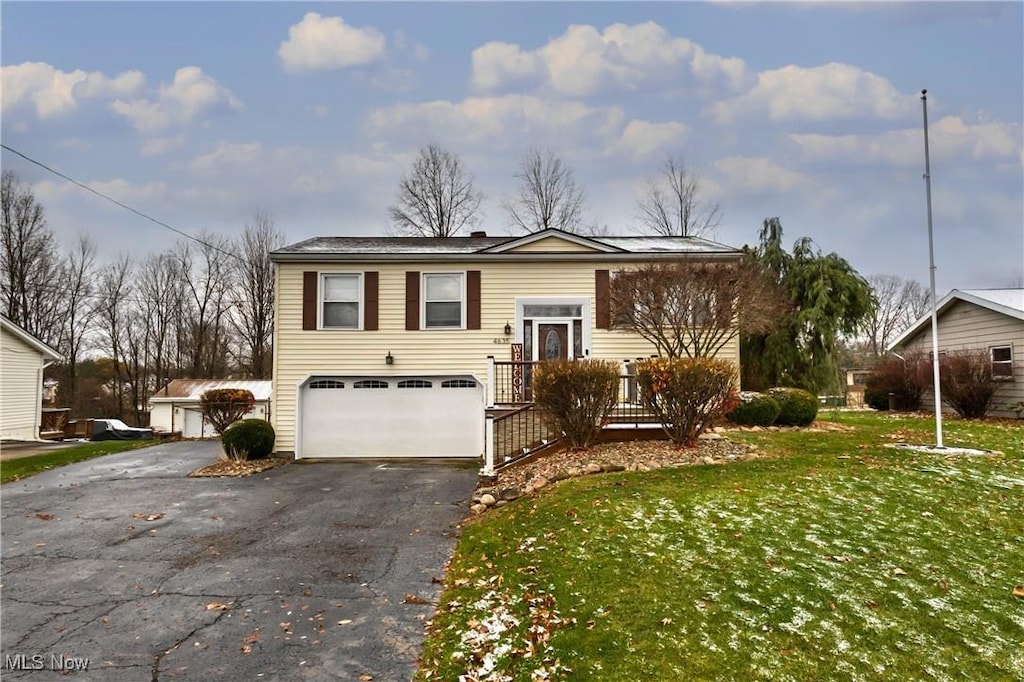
[742,218,875,393]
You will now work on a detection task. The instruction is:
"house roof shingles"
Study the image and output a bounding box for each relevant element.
[271,230,741,261]
[150,379,272,402]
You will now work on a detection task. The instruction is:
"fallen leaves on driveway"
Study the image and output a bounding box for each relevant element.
[131,512,165,521]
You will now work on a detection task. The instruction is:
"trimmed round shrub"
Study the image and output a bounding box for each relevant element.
[533,359,621,450]
[221,419,275,461]
[727,391,781,427]
[769,387,818,426]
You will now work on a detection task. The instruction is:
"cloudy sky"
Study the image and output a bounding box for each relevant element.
[2,2,1021,294]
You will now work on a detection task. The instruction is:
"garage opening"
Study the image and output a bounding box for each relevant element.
[298,375,484,458]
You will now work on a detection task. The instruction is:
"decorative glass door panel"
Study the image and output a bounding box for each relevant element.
[537,323,569,361]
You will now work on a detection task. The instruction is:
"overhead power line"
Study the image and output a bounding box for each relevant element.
[1,144,243,263]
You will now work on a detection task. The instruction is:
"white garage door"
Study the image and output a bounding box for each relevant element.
[299,375,484,458]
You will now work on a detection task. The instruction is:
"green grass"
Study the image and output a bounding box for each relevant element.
[0,439,158,483]
[418,412,1024,681]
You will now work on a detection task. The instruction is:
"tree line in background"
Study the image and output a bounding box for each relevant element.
[1,171,282,424]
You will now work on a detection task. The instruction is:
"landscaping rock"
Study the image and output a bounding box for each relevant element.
[604,464,626,472]
[470,503,487,515]
[647,461,662,469]
[495,500,509,508]
[550,471,570,483]
[532,477,549,489]
[584,463,603,475]
[499,487,522,501]
[479,493,497,507]
[698,432,723,440]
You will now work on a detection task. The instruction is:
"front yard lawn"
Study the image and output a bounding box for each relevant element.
[418,412,1023,681]
[0,439,157,483]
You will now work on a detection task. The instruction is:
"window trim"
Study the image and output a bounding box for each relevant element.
[421,271,466,330]
[990,344,1014,381]
[320,272,363,330]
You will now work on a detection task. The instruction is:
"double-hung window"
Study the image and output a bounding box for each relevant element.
[322,274,361,329]
[991,345,1013,380]
[423,273,464,329]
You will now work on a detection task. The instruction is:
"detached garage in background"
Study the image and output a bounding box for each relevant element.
[149,379,272,438]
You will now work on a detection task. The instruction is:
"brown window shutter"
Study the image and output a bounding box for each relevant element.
[405,271,420,331]
[595,269,610,330]
[364,272,379,331]
[467,270,481,330]
[302,271,318,330]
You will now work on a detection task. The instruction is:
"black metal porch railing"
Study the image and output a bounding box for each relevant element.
[490,404,558,469]
[492,360,539,404]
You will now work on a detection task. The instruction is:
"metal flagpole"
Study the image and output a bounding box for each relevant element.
[921,89,944,448]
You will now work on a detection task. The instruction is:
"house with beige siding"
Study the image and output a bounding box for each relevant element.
[269,229,744,459]
[888,288,1024,418]
[1,315,62,441]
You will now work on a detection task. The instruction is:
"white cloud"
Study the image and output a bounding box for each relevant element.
[715,156,813,194]
[709,62,917,124]
[141,134,185,157]
[1,62,143,118]
[606,120,690,160]
[790,116,1023,166]
[471,22,750,97]
[278,12,386,73]
[110,66,242,134]
[369,95,625,148]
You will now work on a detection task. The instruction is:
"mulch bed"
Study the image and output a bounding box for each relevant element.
[188,457,291,478]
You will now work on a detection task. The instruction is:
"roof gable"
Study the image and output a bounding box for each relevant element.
[479,229,624,254]
[888,288,1024,350]
[0,315,61,361]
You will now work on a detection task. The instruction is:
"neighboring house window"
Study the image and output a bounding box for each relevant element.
[423,273,464,328]
[322,274,361,329]
[991,346,1013,380]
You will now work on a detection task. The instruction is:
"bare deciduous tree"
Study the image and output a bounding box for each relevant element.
[139,251,184,396]
[635,155,721,238]
[503,148,586,234]
[609,258,785,358]
[389,145,484,237]
[176,233,236,378]
[232,212,283,378]
[865,274,931,358]
[95,256,133,419]
[1,170,63,343]
[57,235,98,409]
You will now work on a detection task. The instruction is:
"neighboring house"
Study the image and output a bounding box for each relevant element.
[888,288,1024,418]
[1,315,62,440]
[149,379,272,438]
[269,229,744,458]
[843,368,873,408]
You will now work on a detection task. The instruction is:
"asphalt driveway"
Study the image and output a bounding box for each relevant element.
[1,441,479,681]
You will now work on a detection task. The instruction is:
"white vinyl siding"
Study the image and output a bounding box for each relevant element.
[0,326,47,440]
[271,260,742,452]
[897,299,1024,417]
